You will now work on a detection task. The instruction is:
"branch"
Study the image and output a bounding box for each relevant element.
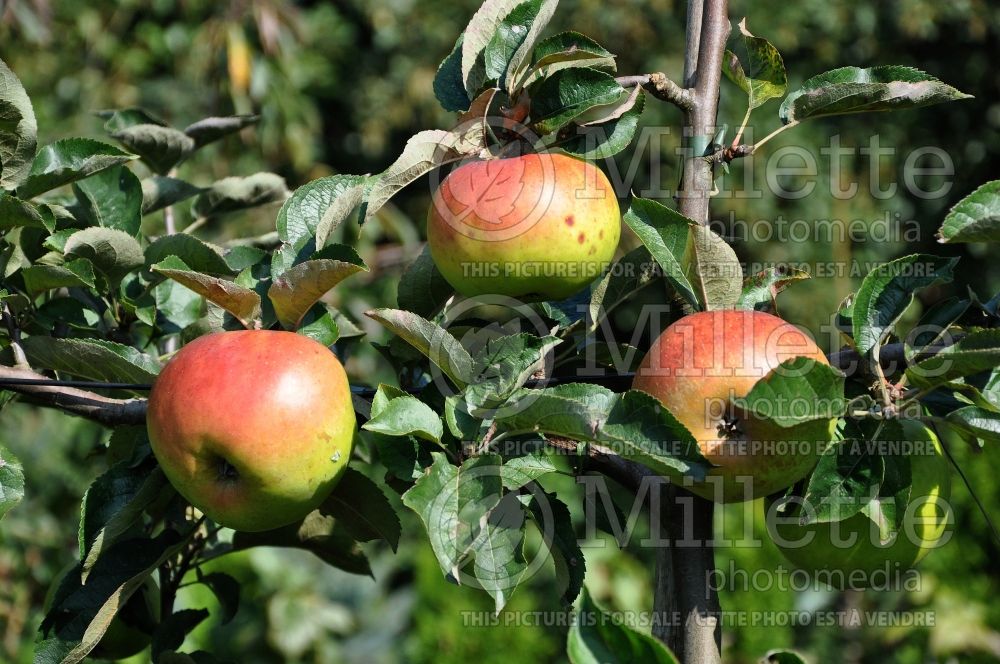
[616,73,694,111]
[658,1,730,661]
[706,144,752,165]
[677,0,731,228]
[0,365,147,426]
[545,435,653,492]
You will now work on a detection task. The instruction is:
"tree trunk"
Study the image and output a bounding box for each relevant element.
[650,0,730,661]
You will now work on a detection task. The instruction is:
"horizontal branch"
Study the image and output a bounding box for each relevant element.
[0,365,147,427]
[0,341,951,429]
[544,435,654,492]
[616,73,694,111]
[706,144,752,165]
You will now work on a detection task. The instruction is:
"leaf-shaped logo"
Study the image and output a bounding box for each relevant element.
[447,157,527,227]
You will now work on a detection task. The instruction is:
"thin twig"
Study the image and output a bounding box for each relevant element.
[731,106,752,147]
[750,120,799,153]
[932,422,1000,547]
[1,302,28,368]
[617,73,695,111]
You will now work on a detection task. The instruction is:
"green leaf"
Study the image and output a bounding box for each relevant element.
[80,465,171,579]
[152,256,261,328]
[852,254,959,356]
[434,34,473,112]
[371,383,410,417]
[0,443,24,520]
[501,450,558,490]
[522,31,616,88]
[366,308,475,387]
[232,510,371,576]
[72,165,143,236]
[861,444,912,540]
[622,198,698,310]
[485,0,544,89]
[34,297,101,331]
[732,357,846,427]
[111,123,195,174]
[527,492,583,605]
[567,588,679,664]
[0,57,38,191]
[183,114,259,148]
[779,66,971,124]
[145,234,235,276]
[401,453,468,577]
[589,246,659,323]
[276,174,368,253]
[471,490,527,612]
[37,530,192,663]
[141,176,204,214]
[762,650,808,664]
[499,384,709,479]
[737,266,810,312]
[503,0,559,94]
[296,304,341,346]
[557,89,644,159]
[320,468,402,551]
[22,336,160,383]
[683,223,743,312]
[798,439,883,524]
[530,68,625,135]
[461,0,525,95]
[191,172,289,219]
[937,180,1000,244]
[398,245,455,317]
[946,406,1000,443]
[363,395,445,444]
[402,452,525,611]
[21,259,96,294]
[907,329,1000,389]
[64,226,145,284]
[723,19,787,110]
[151,609,210,660]
[17,138,135,199]
[224,245,267,273]
[359,127,485,227]
[904,297,969,361]
[268,255,367,329]
[465,333,561,412]
[197,573,241,625]
[0,193,48,231]
[96,107,168,133]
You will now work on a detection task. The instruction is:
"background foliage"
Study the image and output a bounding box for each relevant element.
[1,0,999,662]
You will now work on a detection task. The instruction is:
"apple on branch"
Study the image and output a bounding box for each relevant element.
[632,309,837,502]
[427,152,621,302]
[147,331,356,532]
[765,420,953,587]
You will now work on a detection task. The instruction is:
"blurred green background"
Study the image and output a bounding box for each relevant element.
[1,0,999,662]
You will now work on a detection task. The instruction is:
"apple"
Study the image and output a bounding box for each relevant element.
[765,420,952,585]
[147,331,356,532]
[632,309,836,502]
[426,152,621,301]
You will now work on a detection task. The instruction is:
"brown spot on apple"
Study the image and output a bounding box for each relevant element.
[565,215,575,226]
[577,232,586,244]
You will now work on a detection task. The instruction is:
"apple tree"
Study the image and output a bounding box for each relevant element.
[1,1,998,663]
